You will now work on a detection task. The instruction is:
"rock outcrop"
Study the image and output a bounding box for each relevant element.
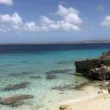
[75,51,110,80]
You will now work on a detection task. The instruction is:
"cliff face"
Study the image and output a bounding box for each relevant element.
[75,51,110,80]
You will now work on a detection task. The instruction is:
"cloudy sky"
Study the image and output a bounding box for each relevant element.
[0,0,110,43]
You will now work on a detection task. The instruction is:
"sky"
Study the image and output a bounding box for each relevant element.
[0,0,110,43]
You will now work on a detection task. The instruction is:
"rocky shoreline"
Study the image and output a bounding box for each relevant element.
[75,51,110,80]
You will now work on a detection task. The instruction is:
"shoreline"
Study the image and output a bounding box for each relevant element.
[59,90,109,110]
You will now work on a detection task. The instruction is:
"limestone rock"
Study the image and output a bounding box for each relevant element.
[59,104,69,110]
[75,51,110,80]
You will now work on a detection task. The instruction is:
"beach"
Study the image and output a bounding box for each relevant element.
[59,90,110,110]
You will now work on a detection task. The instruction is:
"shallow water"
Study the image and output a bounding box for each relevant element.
[0,44,110,110]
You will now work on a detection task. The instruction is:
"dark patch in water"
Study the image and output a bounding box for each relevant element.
[21,61,29,63]
[0,64,15,67]
[21,71,34,75]
[0,70,6,72]
[30,76,42,79]
[8,71,35,77]
[56,60,74,64]
[51,81,89,91]
[51,84,75,91]
[46,69,73,75]
[8,73,21,77]
[0,94,34,107]
[2,82,30,91]
[46,75,57,80]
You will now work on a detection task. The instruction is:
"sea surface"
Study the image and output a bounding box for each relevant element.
[0,43,110,110]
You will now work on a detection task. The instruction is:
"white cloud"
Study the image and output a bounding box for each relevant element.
[64,13,83,24]
[40,25,49,31]
[0,0,13,6]
[40,16,54,25]
[48,23,60,30]
[0,12,23,26]
[0,4,83,32]
[101,16,110,27]
[0,24,11,32]
[57,4,79,16]
[40,5,82,31]
[57,21,80,31]
[23,22,40,32]
[55,4,83,31]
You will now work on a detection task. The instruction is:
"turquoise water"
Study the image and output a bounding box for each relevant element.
[0,47,110,110]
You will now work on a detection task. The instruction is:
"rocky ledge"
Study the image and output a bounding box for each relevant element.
[75,51,110,80]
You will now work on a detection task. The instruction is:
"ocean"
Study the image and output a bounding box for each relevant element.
[0,43,110,110]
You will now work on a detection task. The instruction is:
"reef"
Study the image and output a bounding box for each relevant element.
[2,82,30,91]
[46,75,57,80]
[0,94,33,106]
[75,51,110,80]
[51,81,89,91]
[30,76,42,79]
[46,69,72,75]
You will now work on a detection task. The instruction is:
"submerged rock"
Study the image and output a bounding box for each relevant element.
[0,94,33,106]
[56,60,73,64]
[30,76,42,79]
[21,61,29,63]
[8,73,21,77]
[75,51,110,80]
[46,75,57,80]
[51,84,74,91]
[52,81,91,91]
[46,69,72,75]
[74,81,89,90]
[2,82,30,91]
[21,71,33,74]
[0,64,14,67]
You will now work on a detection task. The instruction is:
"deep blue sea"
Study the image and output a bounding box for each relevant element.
[0,43,110,110]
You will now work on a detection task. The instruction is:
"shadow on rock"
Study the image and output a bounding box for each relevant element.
[2,82,30,91]
[0,94,34,107]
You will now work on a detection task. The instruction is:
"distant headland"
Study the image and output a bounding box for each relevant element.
[0,39,110,45]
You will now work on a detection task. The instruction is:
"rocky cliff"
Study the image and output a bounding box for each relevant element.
[75,51,110,80]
